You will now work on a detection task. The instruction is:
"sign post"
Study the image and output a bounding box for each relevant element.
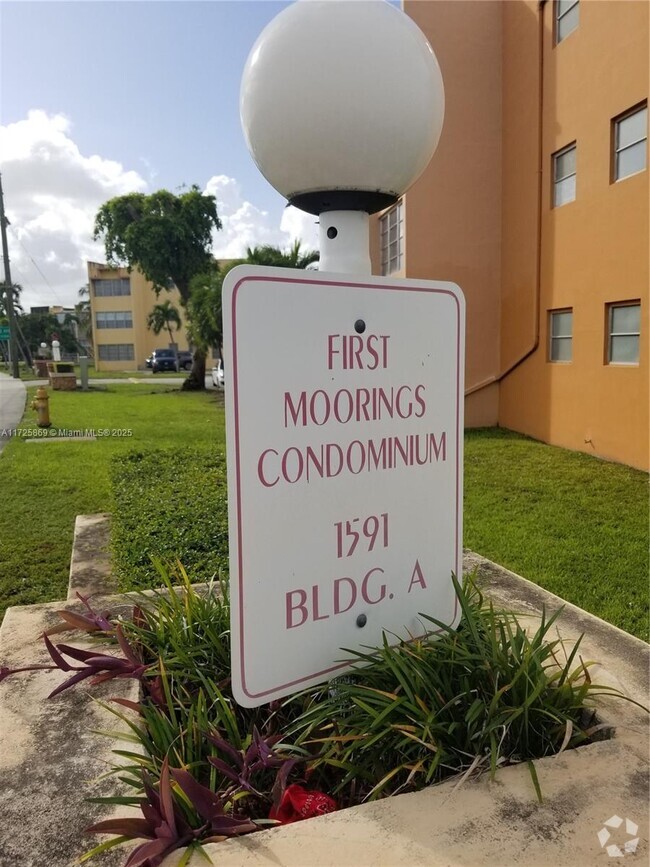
[228,0,463,708]
[224,266,464,707]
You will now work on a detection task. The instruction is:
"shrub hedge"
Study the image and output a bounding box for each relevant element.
[110,448,227,591]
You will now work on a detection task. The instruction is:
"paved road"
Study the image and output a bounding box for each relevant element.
[0,374,27,455]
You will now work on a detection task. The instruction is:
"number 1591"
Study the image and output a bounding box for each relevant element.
[335,513,389,559]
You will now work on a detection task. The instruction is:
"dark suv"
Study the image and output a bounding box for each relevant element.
[150,349,193,372]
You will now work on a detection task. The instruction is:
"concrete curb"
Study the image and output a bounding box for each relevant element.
[164,554,649,867]
[68,513,115,600]
[0,551,647,866]
[0,596,140,867]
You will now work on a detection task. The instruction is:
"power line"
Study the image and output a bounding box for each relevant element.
[7,224,68,308]
[8,263,37,309]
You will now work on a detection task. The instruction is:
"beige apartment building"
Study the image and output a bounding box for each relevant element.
[87,262,193,372]
[371,0,648,470]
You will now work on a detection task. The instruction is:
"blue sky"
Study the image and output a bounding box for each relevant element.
[0,0,322,307]
[3,1,290,211]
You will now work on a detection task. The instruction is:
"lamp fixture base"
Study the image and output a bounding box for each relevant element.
[290,189,397,216]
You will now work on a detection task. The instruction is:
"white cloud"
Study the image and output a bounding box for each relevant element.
[204,174,319,261]
[0,112,320,311]
[0,110,147,309]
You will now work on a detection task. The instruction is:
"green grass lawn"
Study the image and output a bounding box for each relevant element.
[0,385,223,617]
[464,429,648,640]
[0,393,647,639]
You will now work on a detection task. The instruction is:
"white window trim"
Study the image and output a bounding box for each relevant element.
[379,200,404,276]
[553,143,577,208]
[549,309,573,363]
[613,104,647,182]
[607,302,641,366]
[555,0,579,44]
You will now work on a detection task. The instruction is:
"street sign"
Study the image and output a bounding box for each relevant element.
[223,265,465,707]
[0,326,10,341]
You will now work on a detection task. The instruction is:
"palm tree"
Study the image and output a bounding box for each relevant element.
[244,239,319,269]
[147,299,182,359]
[0,283,28,367]
[0,282,23,319]
[187,240,319,368]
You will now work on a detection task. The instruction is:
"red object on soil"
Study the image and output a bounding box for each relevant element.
[270,784,337,824]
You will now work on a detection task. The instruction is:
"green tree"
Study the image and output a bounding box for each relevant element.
[17,311,75,355]
[93,186,221,389]
[0,282,23,319]
[187,241,319,363]
[186,263,228,359]
[147,299,182,362]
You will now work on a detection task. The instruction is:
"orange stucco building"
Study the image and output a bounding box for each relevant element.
[372,0,648,470]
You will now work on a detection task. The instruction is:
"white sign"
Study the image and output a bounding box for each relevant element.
[223,265,465,707]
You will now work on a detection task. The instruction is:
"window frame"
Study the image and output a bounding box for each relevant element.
[552,143,577,208]
[379,200,404,276]
[92,278,131,297]
[554,0,579,45]
[605,301,641,366]
[548,308,574,363]
[95,310,133,330]
[611,102,648,183]
[97,343,135,362]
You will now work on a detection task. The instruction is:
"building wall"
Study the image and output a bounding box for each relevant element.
[371,0,647,469]
[498,0,648,469]
[408,0,503,431]
[374,0,504,428]
[88,263,192,371]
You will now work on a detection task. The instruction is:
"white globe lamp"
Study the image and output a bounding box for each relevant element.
[240,0,445,274]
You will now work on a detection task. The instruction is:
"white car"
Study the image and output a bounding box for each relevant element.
[211,359,225,388]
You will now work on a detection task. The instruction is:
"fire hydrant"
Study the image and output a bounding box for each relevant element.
[31,386,51,428]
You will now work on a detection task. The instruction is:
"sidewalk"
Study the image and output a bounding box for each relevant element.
[30,374,216,387]
[0,373,27,455]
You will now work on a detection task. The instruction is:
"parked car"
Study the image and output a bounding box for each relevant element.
[178,351,193,371]
[211,359,225,388]
[150,349,193,373]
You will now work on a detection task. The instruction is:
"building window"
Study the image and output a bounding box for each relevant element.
[93,278,131,297]
[607,302,640,365]
[96,311,133,329]
[549,309,573,362]
[553,144,576,207]
[555,0,579,43]
[98,344,134,362]
[613,104,647,182]
[379,200,404,276]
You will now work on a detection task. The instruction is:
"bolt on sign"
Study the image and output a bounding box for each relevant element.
[223,265,465,707]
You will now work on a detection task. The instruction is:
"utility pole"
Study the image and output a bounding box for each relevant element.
[0,173,20,379]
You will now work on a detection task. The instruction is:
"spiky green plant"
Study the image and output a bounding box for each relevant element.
[289,574,632,803]
[113,562,306,786]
